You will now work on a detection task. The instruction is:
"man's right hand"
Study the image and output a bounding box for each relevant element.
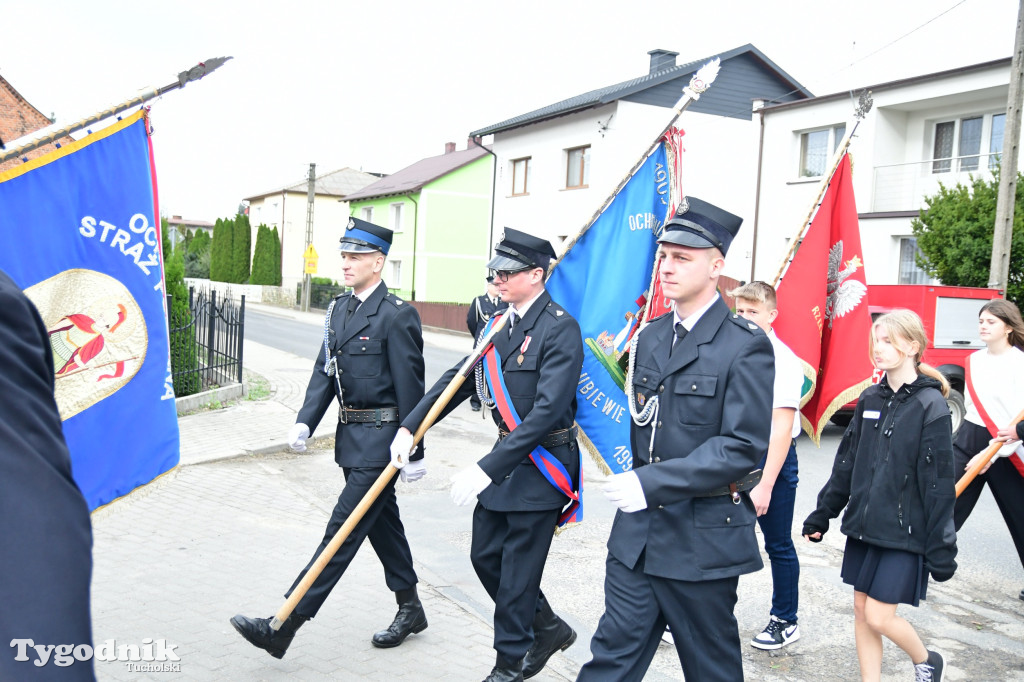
[390,427,415,469]
[288,423,310,452]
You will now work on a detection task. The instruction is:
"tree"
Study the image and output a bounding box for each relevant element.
[185,229,211,279]
[250,224,282,285]
[210,217,233,282]
[232,214,251,284]
[271,226,282,285]
[163,227,200,396]
[911,170,1024,308]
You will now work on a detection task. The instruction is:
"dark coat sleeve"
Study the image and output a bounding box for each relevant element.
[467,297,478,338]
[803,404,863,536]
[388,304,426,459]
[296,307,340,435]
[918,409,957,581]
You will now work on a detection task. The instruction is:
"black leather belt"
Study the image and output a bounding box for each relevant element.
[497,425,579,448]
[339,406,399,426]
[695,469,763,504]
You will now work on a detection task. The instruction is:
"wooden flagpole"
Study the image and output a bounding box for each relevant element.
[770,90,874,287]
[0,57,232,165]
[269,310,512,631]
[955,407,1024,496]
[550,58,722,269]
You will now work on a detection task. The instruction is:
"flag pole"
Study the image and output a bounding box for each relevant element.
[268,311,512,631]
[955,407,1024,496]
[770,90,874,287]
[550,58,722,270]
[0,57,233,165]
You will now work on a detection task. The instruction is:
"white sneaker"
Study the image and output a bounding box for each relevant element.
[750,615,800,650]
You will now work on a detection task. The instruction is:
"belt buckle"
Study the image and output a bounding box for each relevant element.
[729,482,741,505]
[340,407,348,425]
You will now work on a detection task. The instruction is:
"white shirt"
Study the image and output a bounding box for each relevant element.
[672,294,719,332]
[507,289,544,327]
[964,346,1024,456]
[352,279,384,303]
[768,329,804,439]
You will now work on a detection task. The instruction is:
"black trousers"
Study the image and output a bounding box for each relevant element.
[954,421,1024,569]
[286,465,417,618]
[577,553,742,682]
[471,505,559,660]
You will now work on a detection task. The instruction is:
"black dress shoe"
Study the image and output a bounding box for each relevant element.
[483,655,524,682]
[230,612,306,659]
[1019,588,1024,601]
[372,587,428,648]
[523,596,577,679]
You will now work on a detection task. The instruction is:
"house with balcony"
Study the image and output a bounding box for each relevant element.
[243,166,381,291]
[469,44,811,282]
[752,57,1014,285]
[343,140,493,303]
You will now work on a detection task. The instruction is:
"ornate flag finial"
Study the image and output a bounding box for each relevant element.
[682,58,721,101]
[855,90,873,120]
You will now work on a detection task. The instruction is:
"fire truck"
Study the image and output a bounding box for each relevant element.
[831,284,1003,433]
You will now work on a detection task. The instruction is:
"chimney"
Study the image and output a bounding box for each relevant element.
[467,136,481,149]
[444,142,456,154]
[647,49,679,74]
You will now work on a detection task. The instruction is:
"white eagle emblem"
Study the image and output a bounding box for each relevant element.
[825,240,867,329]
[347,217,356,230]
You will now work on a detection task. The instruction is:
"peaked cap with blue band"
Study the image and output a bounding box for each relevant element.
[658,196,742,256]
[340,216,392,255]
[486,227,557,273]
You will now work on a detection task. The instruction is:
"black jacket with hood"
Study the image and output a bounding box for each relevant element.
[803,374,958,581]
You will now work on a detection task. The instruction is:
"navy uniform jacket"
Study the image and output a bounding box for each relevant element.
[297,282,425,467]
[612,298,774,581]
[466,294,507,340]
[403,290,583,511]
[0,270,94,680]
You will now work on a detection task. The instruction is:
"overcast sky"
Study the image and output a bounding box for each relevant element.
[1,0,1018,221]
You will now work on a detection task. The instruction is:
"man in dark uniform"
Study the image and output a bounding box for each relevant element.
[577,198,775,682]
[231,217,428,659]
[467,275,506,411]
[390,229,583,682]
[0,268,94,681]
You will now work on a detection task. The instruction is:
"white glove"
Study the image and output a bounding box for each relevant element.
[400,459,427,483]
[450,464,492,506]
[288,423,310,452]
[389,428,415,469]
[603,471,647,513]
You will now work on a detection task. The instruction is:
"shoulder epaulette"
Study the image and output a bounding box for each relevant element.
[728,312,763,334]
[383,292,405,308]
[543,300,571,321]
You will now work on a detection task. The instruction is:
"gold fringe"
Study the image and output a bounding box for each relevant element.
[89,462,180,516]
[578,427,613,476]
[809,378,873,445]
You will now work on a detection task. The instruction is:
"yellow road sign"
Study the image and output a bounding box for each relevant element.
[303,244,318,259]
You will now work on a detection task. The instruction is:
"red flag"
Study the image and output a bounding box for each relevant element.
[774,154,873,443]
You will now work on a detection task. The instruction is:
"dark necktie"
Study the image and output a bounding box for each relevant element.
[508,309,517,336]
[671,321,687,356]
[345,296,360,322]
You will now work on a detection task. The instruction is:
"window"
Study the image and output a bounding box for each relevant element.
[799,124,846,177]
[361,206,374,222]
[566,145,590,188]
[511,157,531,196]
[932,114,1004,173]
[390,202,404,233]
[388,259,402,287]
[898,237,930,284]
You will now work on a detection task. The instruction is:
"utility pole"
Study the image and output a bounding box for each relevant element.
[990,0,1024,293]
[300,163,316,312]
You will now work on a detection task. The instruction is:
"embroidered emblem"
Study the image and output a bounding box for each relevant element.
[637,393,646,406]
[677,197,690,215]
[347,217,355,229]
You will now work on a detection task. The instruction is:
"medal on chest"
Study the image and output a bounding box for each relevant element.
[517,336,531,366]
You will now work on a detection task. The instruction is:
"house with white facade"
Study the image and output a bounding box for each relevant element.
[470,44,811,281]
[752,57,1014,285]
[243,167,381,290]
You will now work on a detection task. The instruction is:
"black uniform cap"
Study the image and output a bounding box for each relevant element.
[340,216,393,255]
[658,197,742,256]
[486,228,557,272]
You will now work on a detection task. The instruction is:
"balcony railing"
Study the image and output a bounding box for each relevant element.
[871,152,1002,213]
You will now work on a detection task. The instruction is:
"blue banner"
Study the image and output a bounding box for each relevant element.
[547,144,670,475]
[0,110,179,509]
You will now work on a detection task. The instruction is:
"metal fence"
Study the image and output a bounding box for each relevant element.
[168,287,245,397]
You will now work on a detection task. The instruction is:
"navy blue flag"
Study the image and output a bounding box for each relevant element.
[0,109,179,509]
[547,142,671,475]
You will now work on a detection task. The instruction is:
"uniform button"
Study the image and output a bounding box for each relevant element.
[691,384,697,391]
[657,505,664,509]
[653,457,661,463]
[726,517,731,524]
[658,385,665,393]
[642,377,648,383]
[657,421,662,428]
[361,346,367,351]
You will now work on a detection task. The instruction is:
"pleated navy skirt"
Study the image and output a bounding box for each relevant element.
[841,536,928,606]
